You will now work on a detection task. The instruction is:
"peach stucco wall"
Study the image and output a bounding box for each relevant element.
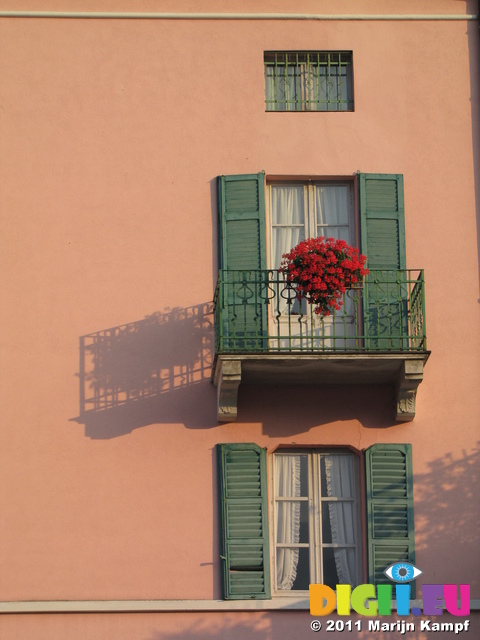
[0,0,479,637]
[0,611,479,640]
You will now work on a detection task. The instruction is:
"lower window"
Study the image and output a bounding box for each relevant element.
[217,442,414,601]
[273,450,362,593]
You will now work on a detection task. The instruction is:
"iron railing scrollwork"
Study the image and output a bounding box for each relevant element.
[214,269,426,353]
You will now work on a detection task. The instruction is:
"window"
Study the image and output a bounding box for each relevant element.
[267,181,357,344]
[273,450,362,592]
[264,51,353,112]
[217,173,406,275]
[268,182,355,270]
[217,443,415,601]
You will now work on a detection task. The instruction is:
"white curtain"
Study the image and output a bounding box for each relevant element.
[271,185,305,268]
[271,186,305,317]
[275,455,301,590]
[316,185,351,240]
[272,184,352,266]
[324,455,357,585]
[265,65,298,111]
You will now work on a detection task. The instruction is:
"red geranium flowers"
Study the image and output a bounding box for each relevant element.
[280,237,369,317]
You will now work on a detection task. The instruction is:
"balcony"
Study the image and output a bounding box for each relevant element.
[212,269,429,422]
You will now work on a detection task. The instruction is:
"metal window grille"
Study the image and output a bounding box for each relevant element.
[264,51,353,112]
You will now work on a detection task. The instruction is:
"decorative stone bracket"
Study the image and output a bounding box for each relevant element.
[394,359,425,422]
[214,359,242,422]
[213,354,428,423]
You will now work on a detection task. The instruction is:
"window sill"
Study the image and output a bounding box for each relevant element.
[0,598,309,613]
[1,598,479,614]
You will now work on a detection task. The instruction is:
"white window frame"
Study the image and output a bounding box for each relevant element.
[270,448,363,596]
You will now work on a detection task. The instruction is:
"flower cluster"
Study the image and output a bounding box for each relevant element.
[280,237,369,317]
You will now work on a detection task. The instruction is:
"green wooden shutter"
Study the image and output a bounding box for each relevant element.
[359,174,406,270]
[217,174,267,350]
[217,173,267,271]
[217,443,271,600]
[359,174,408,349]
[365,444,416,598]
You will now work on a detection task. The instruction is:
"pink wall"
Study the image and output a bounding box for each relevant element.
[0,0,478,636]
[0,611,479,640]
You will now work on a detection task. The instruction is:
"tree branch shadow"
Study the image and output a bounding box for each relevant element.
[414,441,480,586]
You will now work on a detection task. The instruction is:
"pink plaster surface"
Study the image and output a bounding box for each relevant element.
[0,2,478,632]
[0,611,479,640]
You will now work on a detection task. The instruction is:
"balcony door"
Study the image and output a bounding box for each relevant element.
[216,173,408,354]
[268,182,358,350]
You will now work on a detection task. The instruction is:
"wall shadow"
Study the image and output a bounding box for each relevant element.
[73,303,218,438]
[414,441,480,588]
[235,384,399,436]
[210,177,219,288]
[143,611,313,640]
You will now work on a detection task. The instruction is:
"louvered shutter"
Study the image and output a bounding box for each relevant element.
[217,173,267,271]
[217,443,271,599]
[359,174,406,270]
[359,174,408,349]
[365,444,416,598]
[217,174,267,350]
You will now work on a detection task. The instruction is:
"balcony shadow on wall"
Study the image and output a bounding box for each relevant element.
[72,303,217,438]
[236,384,399,437]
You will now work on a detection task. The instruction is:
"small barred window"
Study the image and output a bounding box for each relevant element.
[264,51,353,112]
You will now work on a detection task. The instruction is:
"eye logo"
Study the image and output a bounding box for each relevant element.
[310,561,470,618]
[384,562,423,583]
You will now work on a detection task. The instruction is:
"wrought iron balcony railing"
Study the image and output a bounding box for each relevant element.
[214,269,426,354]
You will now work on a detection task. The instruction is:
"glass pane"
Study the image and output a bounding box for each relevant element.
[328,67,342,107]
[272,186,304,225]
[272,226,305,270]
[271,185,306,269]
[316,68,327,107]
[323,547,357,588]
[321,501,355,544]
[316,225,351,243]
[320,454,354,498]
[276,500,309,544]
[275,454,308,497]
[322,547,339,588]
[315,185,350,228]
[285,65,298,111]
[276,547,310,591]
[265,66,275,111]
[299,500,309,542]
[321,501,333,543]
